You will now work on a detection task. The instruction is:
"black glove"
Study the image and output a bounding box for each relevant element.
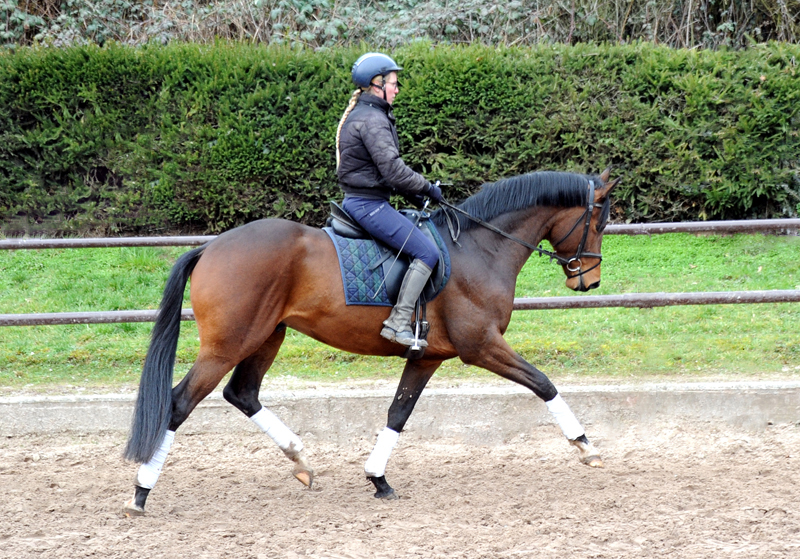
[406,193,426,209]
[426,182,443,203]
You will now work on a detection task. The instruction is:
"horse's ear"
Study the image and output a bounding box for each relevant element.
[595,176,620,200]
[599,167,612,183]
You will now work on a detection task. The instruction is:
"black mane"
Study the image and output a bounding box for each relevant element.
[430,171,600,232]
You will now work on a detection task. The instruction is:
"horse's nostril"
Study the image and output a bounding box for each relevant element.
[587,280,600,290]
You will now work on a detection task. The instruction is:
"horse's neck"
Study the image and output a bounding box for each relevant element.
[463,206,561,272]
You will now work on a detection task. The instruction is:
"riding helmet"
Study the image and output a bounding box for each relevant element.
[351,53,403,88]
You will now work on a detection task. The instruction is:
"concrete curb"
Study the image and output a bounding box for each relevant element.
[2,382,799,444]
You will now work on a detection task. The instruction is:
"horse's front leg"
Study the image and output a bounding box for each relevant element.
[365,358,442,499]
[462,333,604,468]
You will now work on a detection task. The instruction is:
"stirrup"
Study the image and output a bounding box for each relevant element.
[380,326,428,348]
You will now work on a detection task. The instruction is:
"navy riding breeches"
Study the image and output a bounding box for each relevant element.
[342,196,439,269]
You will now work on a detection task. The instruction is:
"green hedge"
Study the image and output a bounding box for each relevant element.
[1,41,799,236]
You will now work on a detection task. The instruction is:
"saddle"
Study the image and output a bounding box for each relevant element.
[325,201,450,305]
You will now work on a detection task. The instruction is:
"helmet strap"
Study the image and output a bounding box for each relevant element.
[371,76,387,101]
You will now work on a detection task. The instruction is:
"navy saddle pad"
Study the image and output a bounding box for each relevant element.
[323,204,451,307]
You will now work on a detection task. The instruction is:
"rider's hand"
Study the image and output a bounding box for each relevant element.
[426,181,443,203]
[406,193,426,209]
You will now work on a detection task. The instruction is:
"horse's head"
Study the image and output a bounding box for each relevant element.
[547,168,620,292]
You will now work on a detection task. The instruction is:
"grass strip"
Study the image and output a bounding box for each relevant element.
[0,234,798,391]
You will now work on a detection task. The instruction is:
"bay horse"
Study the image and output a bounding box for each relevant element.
[123,168,619,515]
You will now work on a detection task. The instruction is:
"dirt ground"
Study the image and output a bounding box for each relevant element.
[2,422,800,559]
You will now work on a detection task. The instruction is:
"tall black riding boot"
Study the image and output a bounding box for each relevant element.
[380,259,433,347]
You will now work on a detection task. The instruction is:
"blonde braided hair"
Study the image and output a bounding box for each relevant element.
[336,89,364,169]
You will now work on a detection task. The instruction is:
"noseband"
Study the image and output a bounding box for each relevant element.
[439,180,603,279]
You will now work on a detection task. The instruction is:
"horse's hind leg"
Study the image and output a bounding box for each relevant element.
[222,325,314,487]
[124,351,240,516]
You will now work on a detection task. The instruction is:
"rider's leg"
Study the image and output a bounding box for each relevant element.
[341,197,439,347]
[380,259,432,346]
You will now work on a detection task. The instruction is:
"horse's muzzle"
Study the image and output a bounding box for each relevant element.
[575,279,600,292]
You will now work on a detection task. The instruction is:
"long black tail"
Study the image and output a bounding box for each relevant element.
[123,246,206,463]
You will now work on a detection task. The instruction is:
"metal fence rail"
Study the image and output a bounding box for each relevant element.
[0,309,196,327]
[0,236,215,250]
[2,290,799,326]
[0,219,798,326]
[513,290,800,310]
[1,219,799,250]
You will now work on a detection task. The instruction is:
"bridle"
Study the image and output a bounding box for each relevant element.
[548,180,604,278]
[439,180,604,279]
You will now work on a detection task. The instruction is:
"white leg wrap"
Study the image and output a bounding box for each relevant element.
[364,427,400,478]
[250,407,304,453]
[136,430,175,489]
[545,394,585,440]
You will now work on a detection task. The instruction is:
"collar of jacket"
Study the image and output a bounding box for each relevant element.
[358,92,395,122]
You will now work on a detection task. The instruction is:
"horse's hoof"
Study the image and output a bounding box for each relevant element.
[374,487,398,500]
[289,449,314,487]
[581,455,605,468]
[293,466,314,487]
[122,499,145,517]
[570,437,604,468]
[368,475,398,499]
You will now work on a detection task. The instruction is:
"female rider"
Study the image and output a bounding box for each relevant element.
[335,52,443,348]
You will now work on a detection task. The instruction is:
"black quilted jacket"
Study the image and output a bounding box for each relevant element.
[337,93,429,201]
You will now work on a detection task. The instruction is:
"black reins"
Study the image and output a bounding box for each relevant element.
[439,180,603,278]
